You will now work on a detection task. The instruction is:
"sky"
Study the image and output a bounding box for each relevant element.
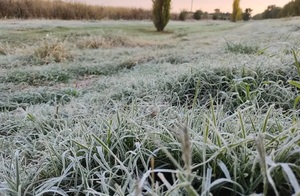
[72,0,290,15]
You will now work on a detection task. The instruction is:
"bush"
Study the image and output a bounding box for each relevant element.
[152,0,171,31]
[243,8,252,21]
[252,13,263,20]
[243,13,250,21]
[212,14,218,20]
[179,10,188,21]
[193,10,203,20]
[262,6,282,19]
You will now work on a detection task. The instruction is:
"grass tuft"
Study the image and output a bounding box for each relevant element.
[0,44,7,55]
[225,40,260,54]
[76,32,131,49]
[32,37,72,64]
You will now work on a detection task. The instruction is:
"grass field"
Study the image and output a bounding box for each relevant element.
[0,17,300,195]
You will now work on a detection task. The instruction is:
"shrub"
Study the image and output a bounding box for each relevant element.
[178,10,188,21]
[252,13,263,20]
[212,14,218,20]
[193,10,203,20]
[170,12,179,20]
[262,6,282,19]
[243,8,252,21]
[243,12,250,21]
[152,0,171,31]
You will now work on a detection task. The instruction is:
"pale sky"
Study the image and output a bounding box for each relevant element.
[72,0,290,15]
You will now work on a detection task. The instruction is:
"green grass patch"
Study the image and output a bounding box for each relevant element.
[1,101,298,195]
[1,62,130,85]
[0,88,79,111]
[159,66,299,113]
[225,40,261,54]
[2,69,71,85]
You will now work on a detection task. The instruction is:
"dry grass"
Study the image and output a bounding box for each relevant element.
[75,32,165,50]
[0,0,152,20]
[0,44,8,56]
[76,32,132,49]
[32,37,72,64]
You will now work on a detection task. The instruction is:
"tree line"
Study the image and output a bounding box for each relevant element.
[0,0,152,20]
[1,0,299,33]
[253,0,300,20]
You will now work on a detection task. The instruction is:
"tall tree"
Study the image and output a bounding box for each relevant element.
[152,0,171,32]
[243,8,252,21]
[262,5,282,19]
[231,0,242,22]
[280,0,300,17]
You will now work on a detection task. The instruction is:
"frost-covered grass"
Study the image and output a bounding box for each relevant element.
[0,18,300,195]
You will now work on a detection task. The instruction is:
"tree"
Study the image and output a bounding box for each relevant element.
[193,9,203,20]
[280,0,300,17]
[262,5,282,19]
[231,0,242,22]
[152,0,171,32]
[213,8,220,20]
[243,8,252,21]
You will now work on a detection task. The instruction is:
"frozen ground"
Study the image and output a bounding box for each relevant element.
[0,17,300,195]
